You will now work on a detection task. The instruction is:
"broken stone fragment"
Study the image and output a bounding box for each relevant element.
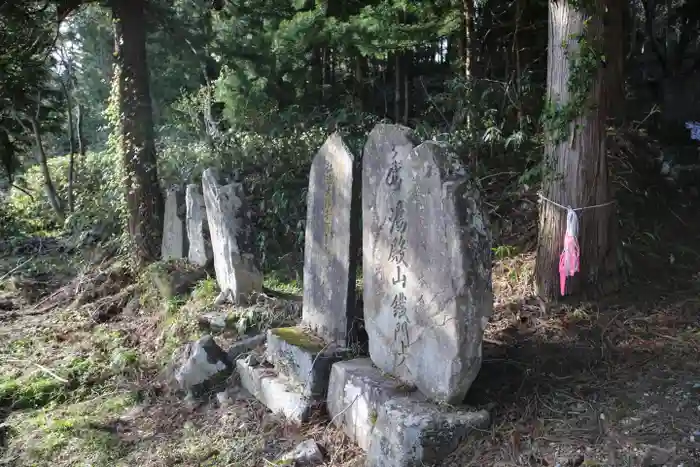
[275,439,324,467]
[226,333,267,362]
[149,265,208,300]
[174,335,232,396]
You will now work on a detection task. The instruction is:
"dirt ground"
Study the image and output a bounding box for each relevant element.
[1,192,700,466]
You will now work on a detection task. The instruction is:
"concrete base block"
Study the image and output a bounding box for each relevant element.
[367,397,490,467]
[266,327,350,397]
[327,358,423,451]
[236,357,318,423]
[327,358,490,467]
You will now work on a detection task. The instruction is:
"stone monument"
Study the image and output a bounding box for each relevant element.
[161,186,188,260]
[185,184,213,267]
[237,132,363,422]
[202,168,263,304]
[362,123,493,404]
[326,124,493,466]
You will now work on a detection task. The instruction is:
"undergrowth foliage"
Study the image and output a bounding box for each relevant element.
[6,150,126,239]
[3,89,544,274]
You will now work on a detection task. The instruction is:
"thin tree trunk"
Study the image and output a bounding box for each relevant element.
[61,79,76,213]
[462,0,475,80]
[604,0,627,123]
[535,0,618,300]
[354,54,365,112]
[30,117,65,222]
[112,0,164,264]
[463,0,475,131]
[394,52,401,122]
[403,52,410,125]
[77,104,86,158]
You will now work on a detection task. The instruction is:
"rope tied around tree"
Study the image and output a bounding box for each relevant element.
[538,193,615,296]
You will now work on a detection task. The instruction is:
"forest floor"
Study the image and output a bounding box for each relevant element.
[1,175,700,466]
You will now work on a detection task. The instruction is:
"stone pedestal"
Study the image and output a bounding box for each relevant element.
[327,358,490,467]
[237,326,353,422]
[236,356,317,423]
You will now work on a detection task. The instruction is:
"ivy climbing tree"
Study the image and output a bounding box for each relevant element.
[535,0,619,300]
[111,0,163,263]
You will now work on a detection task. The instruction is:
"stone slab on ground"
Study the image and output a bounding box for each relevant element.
[327,358,490,466]
[266,327,351,398]
[227,333,267,361]
[275,439,325,466]
[236,357,319,423]
[366,397,490,467]
[362,124,493,404]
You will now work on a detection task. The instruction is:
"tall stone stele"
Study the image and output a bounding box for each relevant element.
[185,184,213,267]
[301,132,363,348]
[237,133,363,423]
[362,124,493,404]
[201,168,263,304]
[161,186,188,260]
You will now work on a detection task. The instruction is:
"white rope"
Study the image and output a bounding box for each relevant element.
[538,193,615,213]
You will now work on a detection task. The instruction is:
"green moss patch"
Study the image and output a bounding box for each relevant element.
[271,327,325,352]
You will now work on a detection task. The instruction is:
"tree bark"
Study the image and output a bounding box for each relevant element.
[535,0,618,300]
[112,0,164,264]
[30,116,65,222]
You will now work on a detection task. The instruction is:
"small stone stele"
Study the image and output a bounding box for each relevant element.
[201,168,263,304]
[362,124,493,404]
[161,186,188,260]
[185,184,213,267]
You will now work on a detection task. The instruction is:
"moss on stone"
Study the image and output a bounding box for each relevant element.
[271,327,325,352]
[369,409,378,426]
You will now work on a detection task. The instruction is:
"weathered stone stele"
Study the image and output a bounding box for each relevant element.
[185,184,213,267]
[202,168,263,304]
[161,186,187,260]
[362,124,493,404]
[302,132,362,347]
